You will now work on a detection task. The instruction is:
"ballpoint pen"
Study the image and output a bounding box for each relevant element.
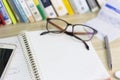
[104,36,112,70]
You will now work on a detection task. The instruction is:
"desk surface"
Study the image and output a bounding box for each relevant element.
[0,12,120,80]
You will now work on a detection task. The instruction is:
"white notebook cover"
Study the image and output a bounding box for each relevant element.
[18,30,110,80]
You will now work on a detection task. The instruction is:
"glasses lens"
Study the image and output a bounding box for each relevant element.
[47,19,68,33]
[73,25,95,41]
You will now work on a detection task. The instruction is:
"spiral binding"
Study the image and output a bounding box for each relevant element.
[22,33,40,80]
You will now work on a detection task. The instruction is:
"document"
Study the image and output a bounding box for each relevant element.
[86,0,120,41]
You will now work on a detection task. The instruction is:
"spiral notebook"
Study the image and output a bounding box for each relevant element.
[18,30,110,80]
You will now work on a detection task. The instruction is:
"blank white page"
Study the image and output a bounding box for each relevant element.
[25,30,110,80]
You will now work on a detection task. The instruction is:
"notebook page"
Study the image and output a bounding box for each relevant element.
[0,36,32,80]
[25,30,110,80]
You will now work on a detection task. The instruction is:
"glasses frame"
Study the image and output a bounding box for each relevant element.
[41,18,97,50]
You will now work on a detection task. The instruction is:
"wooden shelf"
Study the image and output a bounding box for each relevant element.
[0,12,97,38]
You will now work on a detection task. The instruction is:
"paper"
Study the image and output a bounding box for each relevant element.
[0,36,32,80]
[24,30,110,80]
[86,0,120,42]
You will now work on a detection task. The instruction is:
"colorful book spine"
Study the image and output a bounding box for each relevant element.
[7,0,20,22]
[2,0,17,24]
[25,0,42,22]
[33,0,46,20]
[62,0,74,15]
[0,11,5,25]
[13,0,29,23]
[50,0,68,16]
[0,1,11,25]
[69,0,90,14]
[18,0,35,23]
[40,0,57,18]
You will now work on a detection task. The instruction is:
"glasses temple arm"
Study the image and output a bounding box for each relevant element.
[49,21,64,31]
[65,32,89,50]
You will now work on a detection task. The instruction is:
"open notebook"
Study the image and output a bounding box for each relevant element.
[17,30,110,80]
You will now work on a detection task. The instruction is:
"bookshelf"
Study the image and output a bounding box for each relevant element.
[0,12,98,38]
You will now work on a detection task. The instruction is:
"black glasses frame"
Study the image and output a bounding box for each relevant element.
[41,18,97,50]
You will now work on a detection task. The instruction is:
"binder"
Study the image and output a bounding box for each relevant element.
[7,0,20,22]
[25,0,42,22]
[50,0,68,16]
[0,1,11,25]
[40,0,57,18]
[86,0,99,12]
[69,0,90,14]
[0,11,5,25]
[33,0,46,20]
[2,0,17,24]
[62,0,74,15]
[18,0,35,23]
[96,0,107,7]
[11,0,29,23]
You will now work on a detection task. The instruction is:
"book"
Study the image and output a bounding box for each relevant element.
[17,30,110,80]
[25,0,42,22]
[69,0,90,14]
[50,0,68,16]
[0,11,5,25]
[40,0,57,18]
[7,0,20,22]
[96,0,107,8]
[86,0,99,12]
[62,0,74,15]
[12,0,29,23]
[2,0,17,24]
[33,0,46,20]
[18,0,35,23]
[0,1,11,25]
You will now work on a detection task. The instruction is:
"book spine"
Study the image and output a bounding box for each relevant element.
[18,0,35,23]
[33,0,46,20]
[68,0,80,14]
[13,0,29,23]
[69,0,90,14]
[0,1,11,25]
[0,11,6,25]
[62,0,74,15]
[50,0,68,16]
[7,0,20,22]
[86,0,99,12]
[96,0,107,8]
[25,0,42,22]
[2,0,17,24]
[40,0,57,18]
[78,0,90,13]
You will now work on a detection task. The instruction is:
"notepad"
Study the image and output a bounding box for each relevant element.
[17,30,110,80]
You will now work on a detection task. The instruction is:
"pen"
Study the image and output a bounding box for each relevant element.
[104,36,112,70]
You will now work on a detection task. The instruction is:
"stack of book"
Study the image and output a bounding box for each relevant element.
[0,0,107,26]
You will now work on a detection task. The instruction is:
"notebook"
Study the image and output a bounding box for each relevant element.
[17,30,110,80]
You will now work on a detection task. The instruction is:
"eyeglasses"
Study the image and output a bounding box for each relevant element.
[40,18,97,50]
